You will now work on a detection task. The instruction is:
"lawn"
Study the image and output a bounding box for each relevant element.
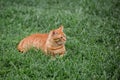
[0,0,120,80]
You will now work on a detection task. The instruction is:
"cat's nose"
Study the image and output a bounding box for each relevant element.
[62,37,66,41]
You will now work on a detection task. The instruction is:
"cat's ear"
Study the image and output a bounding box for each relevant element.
[59,25,64,31]
[51,30,58,36]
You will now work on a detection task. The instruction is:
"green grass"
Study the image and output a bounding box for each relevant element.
[0,0,120,80]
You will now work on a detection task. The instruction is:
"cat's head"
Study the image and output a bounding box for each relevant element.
[49,25,66,45]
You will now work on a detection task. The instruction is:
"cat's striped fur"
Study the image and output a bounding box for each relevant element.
[17,26,66,56]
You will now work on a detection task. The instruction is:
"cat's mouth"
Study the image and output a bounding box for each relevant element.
[54,38,60,42]
[54,38,65,45]
[56,41,64,45]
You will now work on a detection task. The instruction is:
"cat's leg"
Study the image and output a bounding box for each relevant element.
[50,52,56,60]
[20,48,28,53]
[59,51,65,58]
[18,46,26,53]
[59,47,66,58]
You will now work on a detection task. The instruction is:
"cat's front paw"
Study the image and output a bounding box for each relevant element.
[59,54,64,58]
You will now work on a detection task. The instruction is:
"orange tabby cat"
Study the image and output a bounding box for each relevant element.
[17,25,66,56]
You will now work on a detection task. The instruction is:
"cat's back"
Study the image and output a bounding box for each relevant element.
[29,33,49,39]
[27,33,49,45]
[20,33,49,44]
